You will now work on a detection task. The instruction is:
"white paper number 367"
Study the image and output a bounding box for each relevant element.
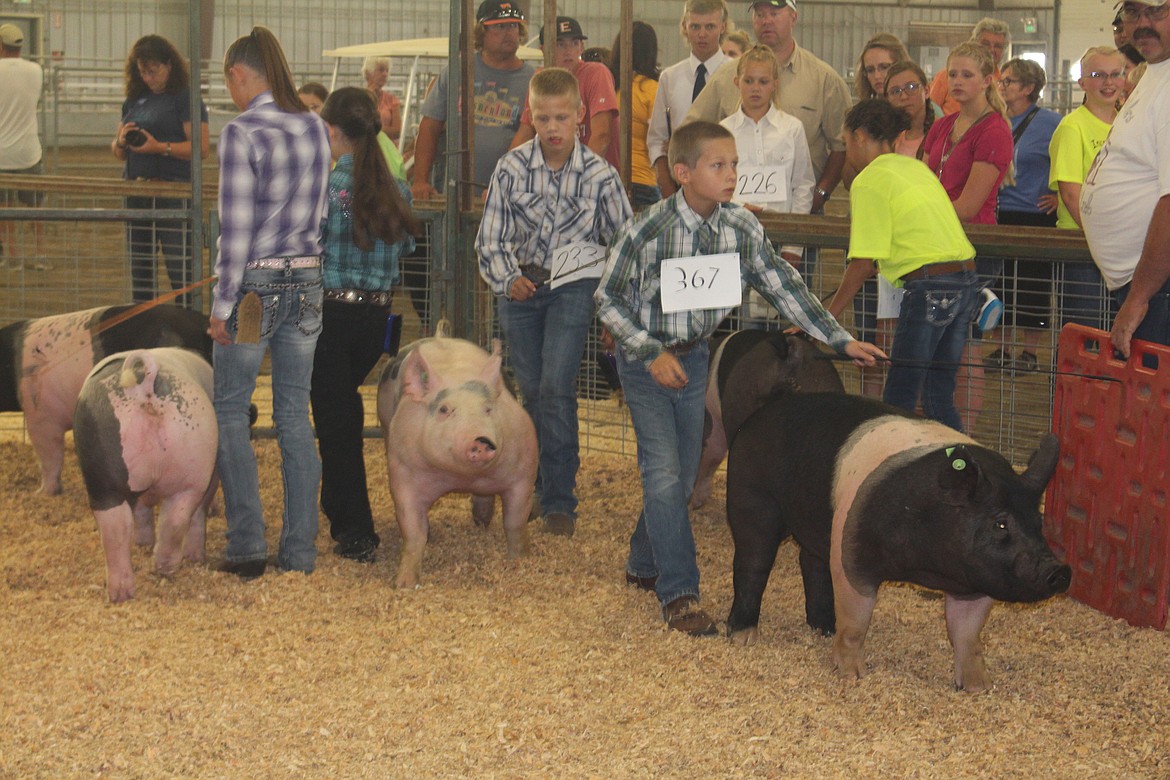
[660,252,742,313]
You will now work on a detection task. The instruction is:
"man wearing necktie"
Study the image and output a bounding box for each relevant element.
[684,0,851,216]
[646,0,731,197]
[692,62,707,101]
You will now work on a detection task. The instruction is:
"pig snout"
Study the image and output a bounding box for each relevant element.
[468,436,498,463]
[1002,554,1072,602]
[1045,564,1072,593]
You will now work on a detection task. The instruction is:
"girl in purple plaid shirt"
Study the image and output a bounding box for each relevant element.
[210,27,332,580]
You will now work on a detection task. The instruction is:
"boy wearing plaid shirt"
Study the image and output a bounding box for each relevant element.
[476,68,633,538]
[594,121,882,635]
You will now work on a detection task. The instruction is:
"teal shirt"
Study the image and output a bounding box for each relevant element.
[320,153,416,292]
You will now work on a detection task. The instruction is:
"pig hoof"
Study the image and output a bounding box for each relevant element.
[107,587,135,603]
[955,677,993,693]
[505,528,529,558]
[955,669,992,693]
[729,627,758,647]
[832,646,868,680]
[395,570,421,589]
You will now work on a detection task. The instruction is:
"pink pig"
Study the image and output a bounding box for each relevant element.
[377,335,537,588]
[0,304,210,495]
[73,348,218,602]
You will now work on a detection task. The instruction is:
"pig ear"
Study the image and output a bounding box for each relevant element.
[479,343,505,397]
[1020,433,1060,496]
[938,445,981,506]
[402,350,436,403]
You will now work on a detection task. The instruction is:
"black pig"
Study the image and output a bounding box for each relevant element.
[725,392,1070,692]
[690,331,844,509]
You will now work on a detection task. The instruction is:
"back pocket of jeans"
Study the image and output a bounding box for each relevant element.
[296,287,323,337]
[924,290,961,328]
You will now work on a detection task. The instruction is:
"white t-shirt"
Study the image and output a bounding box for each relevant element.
[645,50,728,165]
[1080,58,1170,291]
[0,57,43,170]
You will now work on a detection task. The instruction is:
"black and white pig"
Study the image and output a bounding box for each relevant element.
[725,392,1071,692]
[690,330,844,509]
[73,348,218,603]
[0,304,211,495]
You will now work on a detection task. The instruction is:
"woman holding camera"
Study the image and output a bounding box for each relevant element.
[112,34,210,306]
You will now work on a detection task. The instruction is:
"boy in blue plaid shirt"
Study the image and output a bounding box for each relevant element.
[595,121,882,635]
[476,68,633,538]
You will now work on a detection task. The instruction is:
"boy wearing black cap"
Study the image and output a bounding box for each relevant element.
[412,0,536,200]
[510,16,621,170]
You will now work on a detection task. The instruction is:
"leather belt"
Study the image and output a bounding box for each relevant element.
[900,260,976,282]
[325,288,393,307]
[665,339,704,356]
[519,263,551,285]
[246,255,321,270]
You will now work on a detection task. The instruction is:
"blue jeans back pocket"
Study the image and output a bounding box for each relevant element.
[296,288,323,337]
[925,290,961,328]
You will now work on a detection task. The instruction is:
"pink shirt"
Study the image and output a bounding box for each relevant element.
[922,111,1012,225]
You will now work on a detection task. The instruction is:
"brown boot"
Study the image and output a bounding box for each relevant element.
[663,596,718,637]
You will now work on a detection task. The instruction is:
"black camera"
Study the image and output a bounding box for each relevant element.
[124,129,147,147]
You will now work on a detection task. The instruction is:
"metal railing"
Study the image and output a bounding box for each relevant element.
[1,173,1099,467]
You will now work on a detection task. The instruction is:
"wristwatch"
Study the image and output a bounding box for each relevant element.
[164,143,172,157]
[815,186,830,202]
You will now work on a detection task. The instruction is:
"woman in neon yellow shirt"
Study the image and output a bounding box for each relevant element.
[828,99,980,432]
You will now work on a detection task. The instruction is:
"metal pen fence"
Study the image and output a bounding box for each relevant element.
[39,58,445,174]
[1,169,1099,468]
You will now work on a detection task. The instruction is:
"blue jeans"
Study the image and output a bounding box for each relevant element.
[1061,261,1112,329]
[126,195,193,306]
[1115,278,1170,368]
[883,270,979,433]
[618,342,709,607]
[498,278,594,519]
[213,264,323,572]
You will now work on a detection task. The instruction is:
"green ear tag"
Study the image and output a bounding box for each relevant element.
[945,446,965,469]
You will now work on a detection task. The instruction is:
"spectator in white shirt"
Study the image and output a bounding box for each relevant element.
[646,0,731,197]
[720,45,814,317]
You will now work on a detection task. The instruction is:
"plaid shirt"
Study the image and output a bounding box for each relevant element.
[213,92,331,320]
[595,191,854,366]
[476,139,632,297]
[321,154,416,292]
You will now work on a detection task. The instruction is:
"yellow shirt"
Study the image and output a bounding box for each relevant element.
[629,75,658,187]
[1048,105,1111,230]
[848,153,975,285]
